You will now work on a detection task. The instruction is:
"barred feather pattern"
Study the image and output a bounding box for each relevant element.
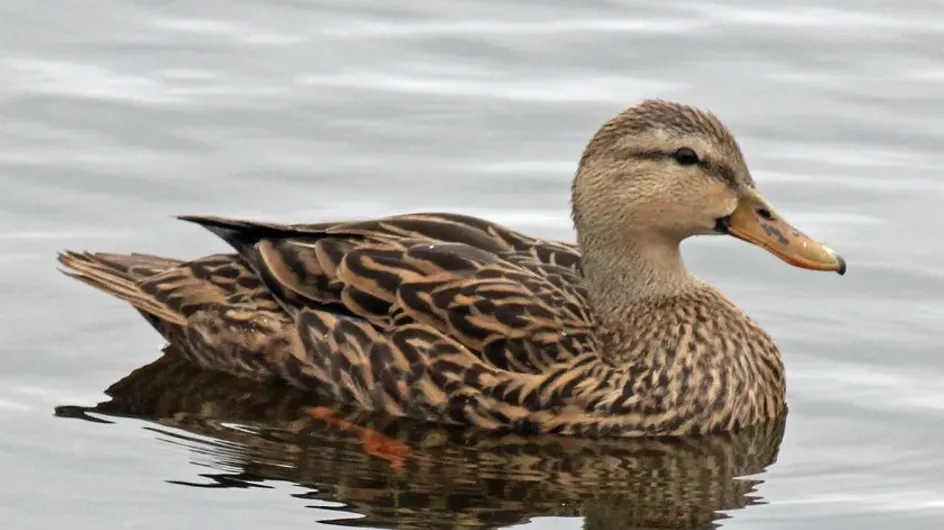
[58,212,784,438]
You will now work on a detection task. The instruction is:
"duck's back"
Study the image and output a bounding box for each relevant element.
[58,213,610,429]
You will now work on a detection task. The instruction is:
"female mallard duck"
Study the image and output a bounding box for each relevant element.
[57,99,845,438]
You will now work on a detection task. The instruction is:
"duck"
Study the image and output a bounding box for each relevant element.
[57,99,845,438]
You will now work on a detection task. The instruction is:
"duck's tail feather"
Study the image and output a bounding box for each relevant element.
[57,250,188,326]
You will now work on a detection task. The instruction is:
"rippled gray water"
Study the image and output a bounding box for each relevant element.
[3,1,944,529]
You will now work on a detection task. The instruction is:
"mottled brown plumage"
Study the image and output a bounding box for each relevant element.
[57,99,845,438]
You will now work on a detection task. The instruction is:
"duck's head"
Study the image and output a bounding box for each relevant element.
[572,99,845,275]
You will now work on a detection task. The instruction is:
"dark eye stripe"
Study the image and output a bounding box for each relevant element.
[627,149,739,187]
[700,158,738,186]
[627,149,668,162]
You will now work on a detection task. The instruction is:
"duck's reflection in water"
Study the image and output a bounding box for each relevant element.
[57,349,786,530]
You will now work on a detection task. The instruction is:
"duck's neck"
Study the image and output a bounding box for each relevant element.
[578,229,700,359]
[580,230,697,306]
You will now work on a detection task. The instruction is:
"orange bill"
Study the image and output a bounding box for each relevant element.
[719,187,846,275]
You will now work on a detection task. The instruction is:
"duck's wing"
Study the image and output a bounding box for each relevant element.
[172,213,628,432]
[178,213,596,373]
[59,213,615,432]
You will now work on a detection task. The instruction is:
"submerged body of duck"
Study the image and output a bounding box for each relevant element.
[58,100,845,438]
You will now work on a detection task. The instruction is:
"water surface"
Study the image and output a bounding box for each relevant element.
[2,1,943,529]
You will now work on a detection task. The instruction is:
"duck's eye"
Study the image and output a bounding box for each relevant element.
[673,147,700,166]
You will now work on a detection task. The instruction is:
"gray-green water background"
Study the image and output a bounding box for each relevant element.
[2,1,943,529]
